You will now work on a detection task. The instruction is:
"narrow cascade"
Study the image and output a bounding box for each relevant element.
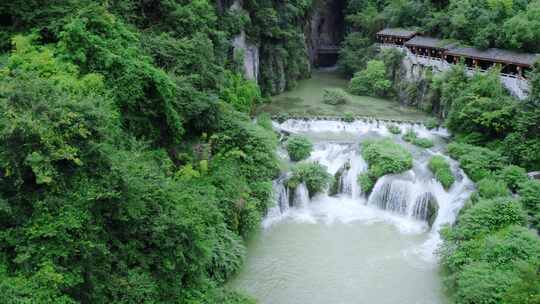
[411,192,437,224]
[339,156,367,199]
[275,178,290,213]
[293,182,310,208]
[368,178,410,215]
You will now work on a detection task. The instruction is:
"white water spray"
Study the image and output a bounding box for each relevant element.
[265,119,473,260]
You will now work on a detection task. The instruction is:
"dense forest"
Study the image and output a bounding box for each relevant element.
[0,0,539,303]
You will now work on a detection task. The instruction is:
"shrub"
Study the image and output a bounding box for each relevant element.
[323,88,349,105]
[361,139,413,178]
[256,112,273,130]
[359,139,413,194]
[402,129,417,142]
[441,197,526,242]
[220,71,262,113]
[497,165,529,192]
[455,262,520,304]
[357,172,375,194]
[286,135,313,161]
[386,124,401,134]
[477,178,510,199]
[287,162,332,197]
[428,156,455,189]
[424,118,440,130]
[343,111,354,122]
[413,137,434,148]
[349,60,391,97]
[517,180,540,230]
[402,129,434,148]
[442,226,540,304]
[447,142,507,182]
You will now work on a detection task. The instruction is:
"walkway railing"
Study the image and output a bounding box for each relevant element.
[377,43,530,100]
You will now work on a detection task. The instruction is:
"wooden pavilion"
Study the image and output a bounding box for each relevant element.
[376,29,417,46]
[404,36,451,59]
[444,47,539,78]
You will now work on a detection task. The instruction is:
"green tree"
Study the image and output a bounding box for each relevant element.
[349,60,391,97]
[286,135,314,161]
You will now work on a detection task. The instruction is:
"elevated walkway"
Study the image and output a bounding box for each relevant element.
[378,44,531,100]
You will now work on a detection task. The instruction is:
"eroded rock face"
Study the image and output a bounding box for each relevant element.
[231,0,260,81]
[232,30,260,81]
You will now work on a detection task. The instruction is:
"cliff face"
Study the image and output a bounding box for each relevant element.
[226,0,346,94]
[394,57,442,116]
[230,0,260,81]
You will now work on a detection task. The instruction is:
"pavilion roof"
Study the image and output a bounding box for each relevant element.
[446,47,540,67]
[376,28,417,39]
[404,36,451,49]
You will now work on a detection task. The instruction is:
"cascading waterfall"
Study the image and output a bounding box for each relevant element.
[412,192,437,222]
[293,182,310,208]
[265,118,474,259]
[368,178,411,215]
[275,178,290,213]
[339,156,366,199]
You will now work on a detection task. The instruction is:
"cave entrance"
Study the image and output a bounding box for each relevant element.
[313,0,346,67]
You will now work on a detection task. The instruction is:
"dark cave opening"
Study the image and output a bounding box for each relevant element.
[317,53,340,67]
[0,14,14,27]
[313,0,347,67]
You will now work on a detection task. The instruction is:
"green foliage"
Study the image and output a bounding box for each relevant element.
[360,139,413,193]
[220,71,262,113]
[286,135,313,162]
[402,130,434,148]
[386,124,401,134]
[446,70,515,140]
[338,32,378,75]
[256,112,273,130]
[447,142,507,182]
[358,172,375,194]
[517,180,540,230]
[402,129,417,142]
[349,60,391,97]
[361,139,413,178]
[56,5,190,144]
[378,47,405,81]
[441,223,539,304]
[0,3,280,302]
[413,137,434,148]
[477,178,510,199]
[343,111,355,122]
[497,165,529,192]
[323,88,349,105]
[441,197,526,242]
[424,118,440,130]
[428,156,455,189]
[288,162,332,197]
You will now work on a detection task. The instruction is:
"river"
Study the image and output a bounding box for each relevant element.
[230,119,474,304]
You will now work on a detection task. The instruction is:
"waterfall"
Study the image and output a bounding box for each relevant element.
[264,118,474,259]
[339,155,367,199]
[411,192,437,223]
[275,179,290,213]
[293,183,310,208]
[368,178,411,215]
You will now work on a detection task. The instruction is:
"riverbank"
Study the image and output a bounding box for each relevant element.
[256,69,429,121]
